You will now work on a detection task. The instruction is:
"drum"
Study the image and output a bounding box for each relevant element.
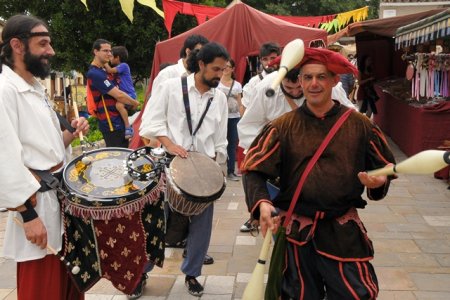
[61,147,166,294]
[63,147,164,219]
[165,152,226,216]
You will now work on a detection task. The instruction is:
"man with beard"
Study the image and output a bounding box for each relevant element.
[87,39,139,147]
[0,14,89,299]
[141,35,209,148]
[240,41,280,115]
[140,42,229,297]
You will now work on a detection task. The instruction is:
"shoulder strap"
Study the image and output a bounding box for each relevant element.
[101,95,114,132]
[55,111,75,133]
[181,76,193,135]
[282,108,353,227]
[181,76,214,137]
[226,80,235,99]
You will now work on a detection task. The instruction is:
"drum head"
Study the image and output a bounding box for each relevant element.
[170,152,224,198]
[63,147,155,201]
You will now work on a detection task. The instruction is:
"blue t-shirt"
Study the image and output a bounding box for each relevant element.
[87,65,125,133]
[115,63,136,99]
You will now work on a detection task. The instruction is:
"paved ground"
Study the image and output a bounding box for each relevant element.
[1,139,449,300]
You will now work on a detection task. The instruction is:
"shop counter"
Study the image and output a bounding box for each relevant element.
[373,85,450,157]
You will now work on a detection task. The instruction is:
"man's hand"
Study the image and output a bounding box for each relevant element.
[259,201,280,237]
[165,144,188,158]
[357,172,387,189]
[71,117,89,137]
[22,218,48,249]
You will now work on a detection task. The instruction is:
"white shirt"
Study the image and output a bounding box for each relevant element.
[238,71,357,151]
[241,70,269,108]
[0,66,66,261]
[151,58,187,93]
[140,73,228,163]
[217,80,243,119]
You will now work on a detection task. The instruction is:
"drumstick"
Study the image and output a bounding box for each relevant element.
[242,227,272,300]
[265,39,305,97]
[13,217,80,275]
[72,100,92,165]
[367,150,450,176]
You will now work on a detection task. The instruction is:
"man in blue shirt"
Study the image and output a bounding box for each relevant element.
[87,39,139,147]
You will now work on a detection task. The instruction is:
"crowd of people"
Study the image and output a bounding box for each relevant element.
[0,13,396,300]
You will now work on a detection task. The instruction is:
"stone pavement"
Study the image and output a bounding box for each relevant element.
[1,139,449,300]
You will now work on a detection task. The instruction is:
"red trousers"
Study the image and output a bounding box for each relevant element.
[236,146,245,174]
[17,255,84,300]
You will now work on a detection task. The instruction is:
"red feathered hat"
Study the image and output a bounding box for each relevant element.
[299,48,358,76]
[269,47,358,76]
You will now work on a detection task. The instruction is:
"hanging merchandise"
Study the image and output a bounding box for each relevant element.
[402,52,450,102]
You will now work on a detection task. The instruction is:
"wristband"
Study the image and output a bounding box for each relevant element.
[19,199,38,223]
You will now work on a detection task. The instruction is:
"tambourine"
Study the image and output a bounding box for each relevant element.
[126,146,170,181]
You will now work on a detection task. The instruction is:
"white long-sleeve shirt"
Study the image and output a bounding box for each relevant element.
[140,73,228,163]
[241,70,269,109]
[151,58,187,93]
[0,66,66,261]
[238,71,357,151]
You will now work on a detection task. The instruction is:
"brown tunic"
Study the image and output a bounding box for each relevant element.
[242,101,396,259]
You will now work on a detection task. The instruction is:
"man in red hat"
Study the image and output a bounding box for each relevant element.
[242,48,396,299]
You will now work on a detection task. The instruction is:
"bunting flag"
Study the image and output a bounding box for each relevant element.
[79,0,164,22]
[137,0,165,18]
[120,0,135,22]
[80,0,88,10]
[161,0,367,37]
[321,6,369,32]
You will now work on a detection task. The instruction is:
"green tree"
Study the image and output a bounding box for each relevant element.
[0,0,168,80]
[0,0,379,79]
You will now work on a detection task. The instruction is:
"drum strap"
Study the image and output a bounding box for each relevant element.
[31,160,65,193]
[55,111,76,133]
[181,76,214,139]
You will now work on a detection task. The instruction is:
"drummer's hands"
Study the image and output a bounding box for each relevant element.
[259,201,280,237]
[23,218,48,249]
[71,117,89,137]
[166,144,188,158]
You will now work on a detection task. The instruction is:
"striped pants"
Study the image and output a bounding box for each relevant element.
[281,241,378,300]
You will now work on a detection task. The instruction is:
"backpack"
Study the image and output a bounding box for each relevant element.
[85,83,97,117]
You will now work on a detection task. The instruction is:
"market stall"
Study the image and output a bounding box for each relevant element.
[374,9,450,157]
[330,9,449,157]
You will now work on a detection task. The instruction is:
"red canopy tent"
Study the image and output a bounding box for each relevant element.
[130,2,327,148]
[150,2,327,88]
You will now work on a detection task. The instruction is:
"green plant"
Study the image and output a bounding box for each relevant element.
[135,84,146,108]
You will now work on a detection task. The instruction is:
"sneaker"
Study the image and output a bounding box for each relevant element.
[182,250,214,265]
[240,219,258,232]
[227,173,240,181]
[125,126,134,139]
[185,276,204,297]
[127,273,148,299]
[0,208,7,212]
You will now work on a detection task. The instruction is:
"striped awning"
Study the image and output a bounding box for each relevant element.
[395,9,449,50]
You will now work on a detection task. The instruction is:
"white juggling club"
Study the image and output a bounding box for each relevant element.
[265,39,305,97]
[367,150,450,176]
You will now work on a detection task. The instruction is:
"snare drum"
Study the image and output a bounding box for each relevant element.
[165,152,226,216]
[61,147,166,294]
